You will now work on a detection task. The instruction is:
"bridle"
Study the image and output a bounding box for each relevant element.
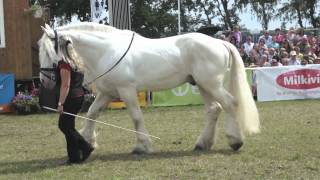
[39,30,59,83]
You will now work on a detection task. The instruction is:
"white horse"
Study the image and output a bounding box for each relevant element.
[38,22,260,154]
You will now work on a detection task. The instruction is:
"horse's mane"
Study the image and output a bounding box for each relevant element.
[57,22,119,33]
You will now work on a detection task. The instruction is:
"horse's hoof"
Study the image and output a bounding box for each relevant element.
[230,142,243,151]
[194,145,205,151]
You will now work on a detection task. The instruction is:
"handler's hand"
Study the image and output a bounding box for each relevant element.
[57,105,64,114]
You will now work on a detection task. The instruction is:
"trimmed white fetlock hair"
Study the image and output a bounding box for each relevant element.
[79,128,98,148]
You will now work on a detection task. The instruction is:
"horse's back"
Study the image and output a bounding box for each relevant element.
[124,33,230,91]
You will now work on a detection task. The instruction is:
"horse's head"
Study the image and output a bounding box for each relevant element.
[38,24,76,89]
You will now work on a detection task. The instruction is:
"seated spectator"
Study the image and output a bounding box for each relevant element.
[297,37,310,53]
[288,51,301,65]
[280,51,289,59]
[281,57,289,66]
[268,48,278,63]
[293,46,304,61]
[314,39,320,57]
[259,30,273,48]
[258,39,267,55]
[271,59,283,66]
[301,56,309,65]
[243,35,254,58]
[281,39,293,53]
[304,45,317,59]
[248,48,260,65]
[314,58,320,64]
[259,54,271,67]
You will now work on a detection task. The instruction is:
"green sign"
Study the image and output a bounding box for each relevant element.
[152,83,203,106]
[152,69,253,106]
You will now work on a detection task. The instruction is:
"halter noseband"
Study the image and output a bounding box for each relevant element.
[53,30,59,54]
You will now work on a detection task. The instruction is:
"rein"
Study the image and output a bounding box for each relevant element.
[84,32,135,86]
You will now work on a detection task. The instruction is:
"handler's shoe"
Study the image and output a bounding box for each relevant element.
[81,145,94,162]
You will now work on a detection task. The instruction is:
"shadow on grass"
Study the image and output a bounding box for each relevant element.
[0,149,238,175]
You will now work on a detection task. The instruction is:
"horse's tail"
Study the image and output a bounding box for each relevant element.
[225,43,260,135]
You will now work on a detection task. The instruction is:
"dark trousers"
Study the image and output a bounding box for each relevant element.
[58,96,91,162]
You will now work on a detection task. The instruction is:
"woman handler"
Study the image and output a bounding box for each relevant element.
[57,60,94,164]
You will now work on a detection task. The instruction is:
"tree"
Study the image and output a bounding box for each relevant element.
[278,0,306,28]
[29,0,91,25]
[238,0,278,30]
[215,0,239,30]
[303,0,319,28]
[130,0,178,37]
[277,0,319,28]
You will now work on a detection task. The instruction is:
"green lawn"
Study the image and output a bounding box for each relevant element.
[0,100,319,179]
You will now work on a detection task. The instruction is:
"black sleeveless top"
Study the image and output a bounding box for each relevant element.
[56,61,84,98]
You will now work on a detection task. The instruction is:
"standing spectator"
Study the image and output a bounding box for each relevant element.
[231,25,242,47]
[259,30,273,48]
[294,28,307,46]
[288,51,301,65]
[229,36,238,48]
[287,27,296,43]
[243,35,255,58]
[274,28,285,45]
[308,32,317,48]
[270,36,280,49]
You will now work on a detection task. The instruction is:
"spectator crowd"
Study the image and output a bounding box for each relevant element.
[220,26,320,67]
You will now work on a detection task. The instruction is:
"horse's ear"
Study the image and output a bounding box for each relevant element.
[45,23,51,29]
[41,26,55,39]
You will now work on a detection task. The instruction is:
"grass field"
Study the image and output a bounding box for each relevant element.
[0,100,319,179]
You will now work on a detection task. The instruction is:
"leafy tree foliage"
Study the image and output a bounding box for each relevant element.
[30,0,91,25]
[238,0,277,30]
[29,0,320,36]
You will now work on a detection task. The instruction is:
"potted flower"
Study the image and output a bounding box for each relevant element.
[11,89,40,115]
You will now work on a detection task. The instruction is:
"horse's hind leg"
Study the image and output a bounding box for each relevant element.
[198,83,243,151]
[194,87,222,151]
[212,88,244,151]
[118,88,153,154]
[80,93,112,148]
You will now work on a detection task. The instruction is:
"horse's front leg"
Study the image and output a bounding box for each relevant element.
[118,88,153,154]
[80,93,112,148]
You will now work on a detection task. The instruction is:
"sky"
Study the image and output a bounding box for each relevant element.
[238,12,300,32]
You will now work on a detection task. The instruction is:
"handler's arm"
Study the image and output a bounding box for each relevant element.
[57,69,71,113]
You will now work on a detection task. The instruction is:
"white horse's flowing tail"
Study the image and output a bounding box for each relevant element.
[227,43,260,135]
